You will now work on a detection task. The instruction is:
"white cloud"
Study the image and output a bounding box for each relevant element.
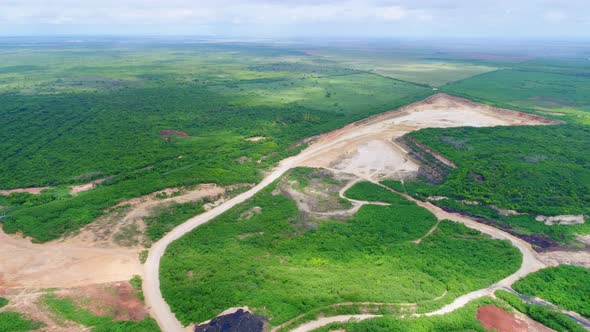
[544,11,566,23]
[0,0,588,37]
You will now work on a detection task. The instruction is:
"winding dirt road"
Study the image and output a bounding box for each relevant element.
[143,94,555,332]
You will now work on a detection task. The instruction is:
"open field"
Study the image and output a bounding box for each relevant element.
[297,49,500,86]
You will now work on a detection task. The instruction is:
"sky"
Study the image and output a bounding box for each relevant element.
[0,0,589,38]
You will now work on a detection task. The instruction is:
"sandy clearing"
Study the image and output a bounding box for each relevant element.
[0,227,141,289]
[539,250,590,268]
[0,186,50,195]
[70,178,109,196]
[64,183,229,248]
[299,93,555,181]
[246,136,267,142]
[0,183,237,291]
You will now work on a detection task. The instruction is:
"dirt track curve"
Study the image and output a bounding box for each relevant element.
[143,94,555,332]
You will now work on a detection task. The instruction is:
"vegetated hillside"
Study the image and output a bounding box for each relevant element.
[512,265,590,319]
[385,60,590,246]
[160,174,520,326]
[391,124,590,244]
[0,42,432,242]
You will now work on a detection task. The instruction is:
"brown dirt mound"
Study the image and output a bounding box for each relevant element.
[477,306,527,332]
[160,129,189,140]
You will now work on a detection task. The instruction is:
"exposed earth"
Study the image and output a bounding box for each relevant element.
[476,305,554,332]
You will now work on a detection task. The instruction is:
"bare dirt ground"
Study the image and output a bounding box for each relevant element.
[0,186,50,195]
[539,250,590,268]
[300,93,556,180]
[246,136,266,142]
[69,178,109,196]
[0,228,142,289]
[477,305,554,332]
[0,183,243,291]
[65,183,230,248]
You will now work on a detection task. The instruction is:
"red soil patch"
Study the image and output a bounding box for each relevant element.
[159,129,189,140]
[477,305,527,332]
[66,282,148,321]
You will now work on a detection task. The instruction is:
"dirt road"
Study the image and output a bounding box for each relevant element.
[142,94,556,331]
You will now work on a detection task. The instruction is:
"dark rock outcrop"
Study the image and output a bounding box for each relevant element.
[195,309,267,332]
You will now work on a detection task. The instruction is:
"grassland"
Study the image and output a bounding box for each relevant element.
[160,172,520,326]
[512,265,590,318]
[298,49,499,86]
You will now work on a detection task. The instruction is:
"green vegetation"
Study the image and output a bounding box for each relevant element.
[0,312,42,332]
[0,42,432,242]
[130,276,145,302]
[0,298,7,308]
[43,294,159,332]
[145,202,205,242]
[379,59,590,245]
[389,123,590,244]
[513,265,590,318]
[314,297,503,332]
[495,290,586,332]
[161,175,520,326]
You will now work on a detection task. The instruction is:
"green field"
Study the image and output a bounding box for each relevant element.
[160,172,520,326]
[513,265,590,319]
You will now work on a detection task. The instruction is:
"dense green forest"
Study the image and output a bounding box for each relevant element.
[512,265,590,319]
[495,290,586,332]
[0,43,433,242]
[160,172,520,326]
[388,123,590,244]
[380,60,590,245]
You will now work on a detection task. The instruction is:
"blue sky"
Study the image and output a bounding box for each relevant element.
[0,0,589,38]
